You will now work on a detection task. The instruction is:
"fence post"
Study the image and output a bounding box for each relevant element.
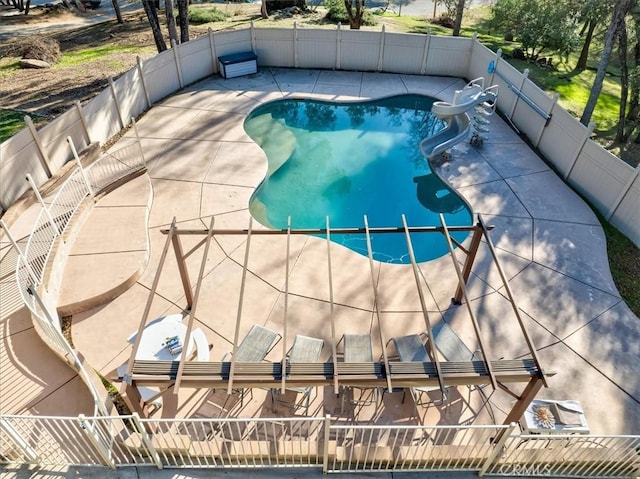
[533,92,558,148]
[420,29,430,75]
[509,68,528,120]
[251,20,256,52]
[565,121,596,181]
[130,413,163,468]
[26,173,61,237]
[75,100,91,145]
[25,115,53,178]
[377,24,385,72]
[335,23,342,70]
[293,22,298,68]
[108,77,126,129]
[78,415,116,468]
[478,423,517,477]
[606,162,640,221]
[137,56,152,109]
[208,27,218,74]
[172,39,184,89]
[0,418,40,463]
[322,414,331,473]
[67,137,95,197]
[466,32,478,77]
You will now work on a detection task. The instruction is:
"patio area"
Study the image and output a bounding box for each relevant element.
[2,68,640,436]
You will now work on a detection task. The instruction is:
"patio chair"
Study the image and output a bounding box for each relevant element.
[432,322,484,394]
[272,334,324,413]
[340,333,379,410]
[222,324,282,406]
[432,322,478,363]
[391,333,449,407]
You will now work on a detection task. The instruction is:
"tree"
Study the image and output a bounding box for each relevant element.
[574,0,612,71]
[452,0,465,36]
[581,0,637,126]
[617,18,629,143]
[111,0,123,24]
[491,0,581,60]
[142,0,167,53]
[344,0,365,29]
[177,0,189,42]
[165,0,179,45]
[6,0,31,14]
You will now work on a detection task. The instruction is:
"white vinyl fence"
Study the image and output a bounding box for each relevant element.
[2,25,638,247]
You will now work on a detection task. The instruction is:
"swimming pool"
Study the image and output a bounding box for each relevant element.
[244,94,472,264]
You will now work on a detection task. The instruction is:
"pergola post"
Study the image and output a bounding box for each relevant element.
[172,230,194,308]
[452,222,483,305]
[495,374,545,443]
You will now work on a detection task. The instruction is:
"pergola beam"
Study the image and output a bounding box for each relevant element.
[326,217,340,395]
[174,216,216,392]
[123,217,176,385]
[439,213,497,391]
[363,216,393,393]
[477,214,548,387]
[160,225,483,236]
[129,359,548,389]
[401,214,446,396]
[280,218,292,394]
[227,218,254,395]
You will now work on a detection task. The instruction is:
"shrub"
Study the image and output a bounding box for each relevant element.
[431,14,453,28]
[188,5,231,24]
[324,0,376,26]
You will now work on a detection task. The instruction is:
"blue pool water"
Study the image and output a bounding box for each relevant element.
[244,94,472,263]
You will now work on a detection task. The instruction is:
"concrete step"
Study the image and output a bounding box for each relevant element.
[57,173,153,316]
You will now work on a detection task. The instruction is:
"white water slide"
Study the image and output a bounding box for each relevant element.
[421,78,498,159]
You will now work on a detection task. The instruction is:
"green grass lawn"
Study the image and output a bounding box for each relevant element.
[0,109,26,142]
[397,6,624,139]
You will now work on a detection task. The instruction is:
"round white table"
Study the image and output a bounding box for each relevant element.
[131,316,195,361]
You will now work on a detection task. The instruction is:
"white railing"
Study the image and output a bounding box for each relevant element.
[11,135,146,417]
[1,414,639,476]
[489,433,640,478]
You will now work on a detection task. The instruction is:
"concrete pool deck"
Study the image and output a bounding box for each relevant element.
[1,69,639,434]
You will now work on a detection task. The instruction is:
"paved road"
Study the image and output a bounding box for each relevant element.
[0,0,495,41]
[0,0,141,40]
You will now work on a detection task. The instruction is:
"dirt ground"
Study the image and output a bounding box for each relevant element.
[0,4,340,118]
[0,8,208,118]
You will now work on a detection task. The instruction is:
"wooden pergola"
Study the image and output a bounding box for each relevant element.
[120,213,549,431]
